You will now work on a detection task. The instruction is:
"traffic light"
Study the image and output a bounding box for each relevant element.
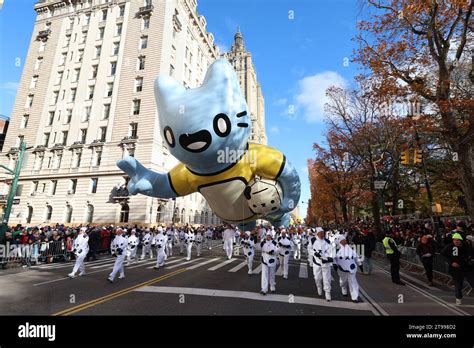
[400,149,410,165]
[413,148,423,164]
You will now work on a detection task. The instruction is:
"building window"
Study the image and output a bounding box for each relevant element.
[95,45,102,58]
[30,75,38,89]
[115,23,122,36]
[135,77,143,92]
[106,83,113,97]
[43,132,50,146]
[83,106,91,122]
[142,17,150,30]
[87,85,94,99]
[55,72,62,85]
[132,100,141,115]
[80,32,86,44]
[77,49,84,62]
[70,179,77,194]
[61,131,68,145]
[169,64,175,77]
[156,205,164,223]
[119,203,129,223]
[31,181,39,194]
[94,150,102,166]
[39,41,46,52]
[66,109,72,124]
[51,91,58,105]
[80,128,87,143]
[103,104,111,120]
[112,42,120,55]
[85,204,94,223]
[64,35,71,47]
[73,68,80,82]
[45,205,53,222]
[91,178,98,193]
[110,61,117,76]
[70,88,77,102]
[50,180,57,195]
[130,123,138,138]
[21,115,29,129]
[34,57,43,70]
[26,95,34,108]
[84,13,91,26]
[101,9,107,21]
[98,27,105,40]
[99,127,107,142]
[140,35,148,49]
[59,53,67,66]
[65,205,73,223]
[119,5,125,17]
[91,65,98,79]
[138,56,145,70]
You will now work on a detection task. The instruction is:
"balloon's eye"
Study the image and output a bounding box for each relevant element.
[213,113,231,137]
[164,126,175,148]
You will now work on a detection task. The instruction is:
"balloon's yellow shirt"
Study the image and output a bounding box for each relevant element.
[168,143,286,223]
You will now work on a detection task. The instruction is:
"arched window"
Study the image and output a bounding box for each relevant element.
[189,209,193,224]
[120,203,129,223]
[173,207,179,223]
[45,205,53,222]
[180,208,185,224]
[85,204,94,223]
[194,210,199,224]
[26,206,33,224]
[200,211,204,224]
[65,205,73,223]
[204,211,209,224]
[156,205,164,223]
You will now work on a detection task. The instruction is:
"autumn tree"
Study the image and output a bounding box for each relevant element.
[355,0,474,220]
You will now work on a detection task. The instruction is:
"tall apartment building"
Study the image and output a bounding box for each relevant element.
[0,0,267,226]
[224,27,267,145]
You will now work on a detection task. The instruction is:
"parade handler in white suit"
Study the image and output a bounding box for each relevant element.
[204,228,213,250]
[241,231,255,275]
[126,229,139,266]
[277,229,292,279]
[140,228,154,260]
[153,227,168,269]
[108,228,127,283]
[68,227,89,278]
[195,230,203,256]
[260,232,278,295]
[184,229,195,261]
[334,236,362,303]
[312,227,334,301]
[222,224,235,260]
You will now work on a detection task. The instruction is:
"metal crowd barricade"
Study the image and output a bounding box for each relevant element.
[0,240,69,269]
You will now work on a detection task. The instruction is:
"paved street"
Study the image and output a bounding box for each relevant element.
[0,241,472,316]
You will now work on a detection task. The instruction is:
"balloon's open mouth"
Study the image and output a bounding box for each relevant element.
[179,130,212,153]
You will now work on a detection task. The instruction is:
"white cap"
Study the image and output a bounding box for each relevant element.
[157,226,163,233]
[80,227,87,232]
[316,227,324,233]
[245,231,251,236]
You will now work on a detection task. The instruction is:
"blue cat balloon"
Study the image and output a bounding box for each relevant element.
[117,59,300,229]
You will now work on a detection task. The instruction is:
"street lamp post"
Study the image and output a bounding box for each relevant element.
[0,142,29,244]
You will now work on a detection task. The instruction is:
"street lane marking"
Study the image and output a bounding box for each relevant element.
[207,258,236,271]
[298,262,308,279]
[32,257,114,270]
[253,264,262,274]
[134,286,373,312]
[228,260,247,273]
[52,268,187,316]
[358,287,388,316]
[126,260,159,269]
[166,258,202,270]
[186,258,221,270]
[375,265,468,316]
[146,257,186,269]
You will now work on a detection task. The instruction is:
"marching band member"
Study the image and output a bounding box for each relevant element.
[108,228,127,283]
[334,236,362,302]
[126,229,139,266]
[68,227,89,278]
[140,228,154,260]
[277,229,292,279]
[260,232,278,295]
[241,231,256,275]
[153,227,168,270]
[312,227,334,301]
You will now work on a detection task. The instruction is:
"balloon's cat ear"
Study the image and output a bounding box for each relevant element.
[154,75,186,105]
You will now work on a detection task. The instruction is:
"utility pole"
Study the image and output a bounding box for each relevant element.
[0,142,28,244]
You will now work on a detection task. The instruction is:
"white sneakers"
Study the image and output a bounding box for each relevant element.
[317,287,323,296]
[68,273,75,279]
[456,298,462,305]
[79,271,86,277]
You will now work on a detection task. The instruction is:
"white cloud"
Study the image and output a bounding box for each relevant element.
[294,71,348,123]
[269,126,280,134]
[0,82,19,91]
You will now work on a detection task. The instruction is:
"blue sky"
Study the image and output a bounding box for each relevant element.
[0,0,363,218]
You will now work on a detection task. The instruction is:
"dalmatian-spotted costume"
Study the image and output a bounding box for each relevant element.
[108,233,127,282]
[292,232,302,260]
[126,231,139,266]
[140,230,154,260]
[260,234,278,294]
[195,231,203,256]
[335,238,362,302]
[178,230,186,254]
[184,230,195,261]
[204,228,213,250]
[166,227,175,256]
[277,232,293,279]
[153,228,168,269]
[68,228,89,278]
[312,228,334,301]
[241,231,256,275]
